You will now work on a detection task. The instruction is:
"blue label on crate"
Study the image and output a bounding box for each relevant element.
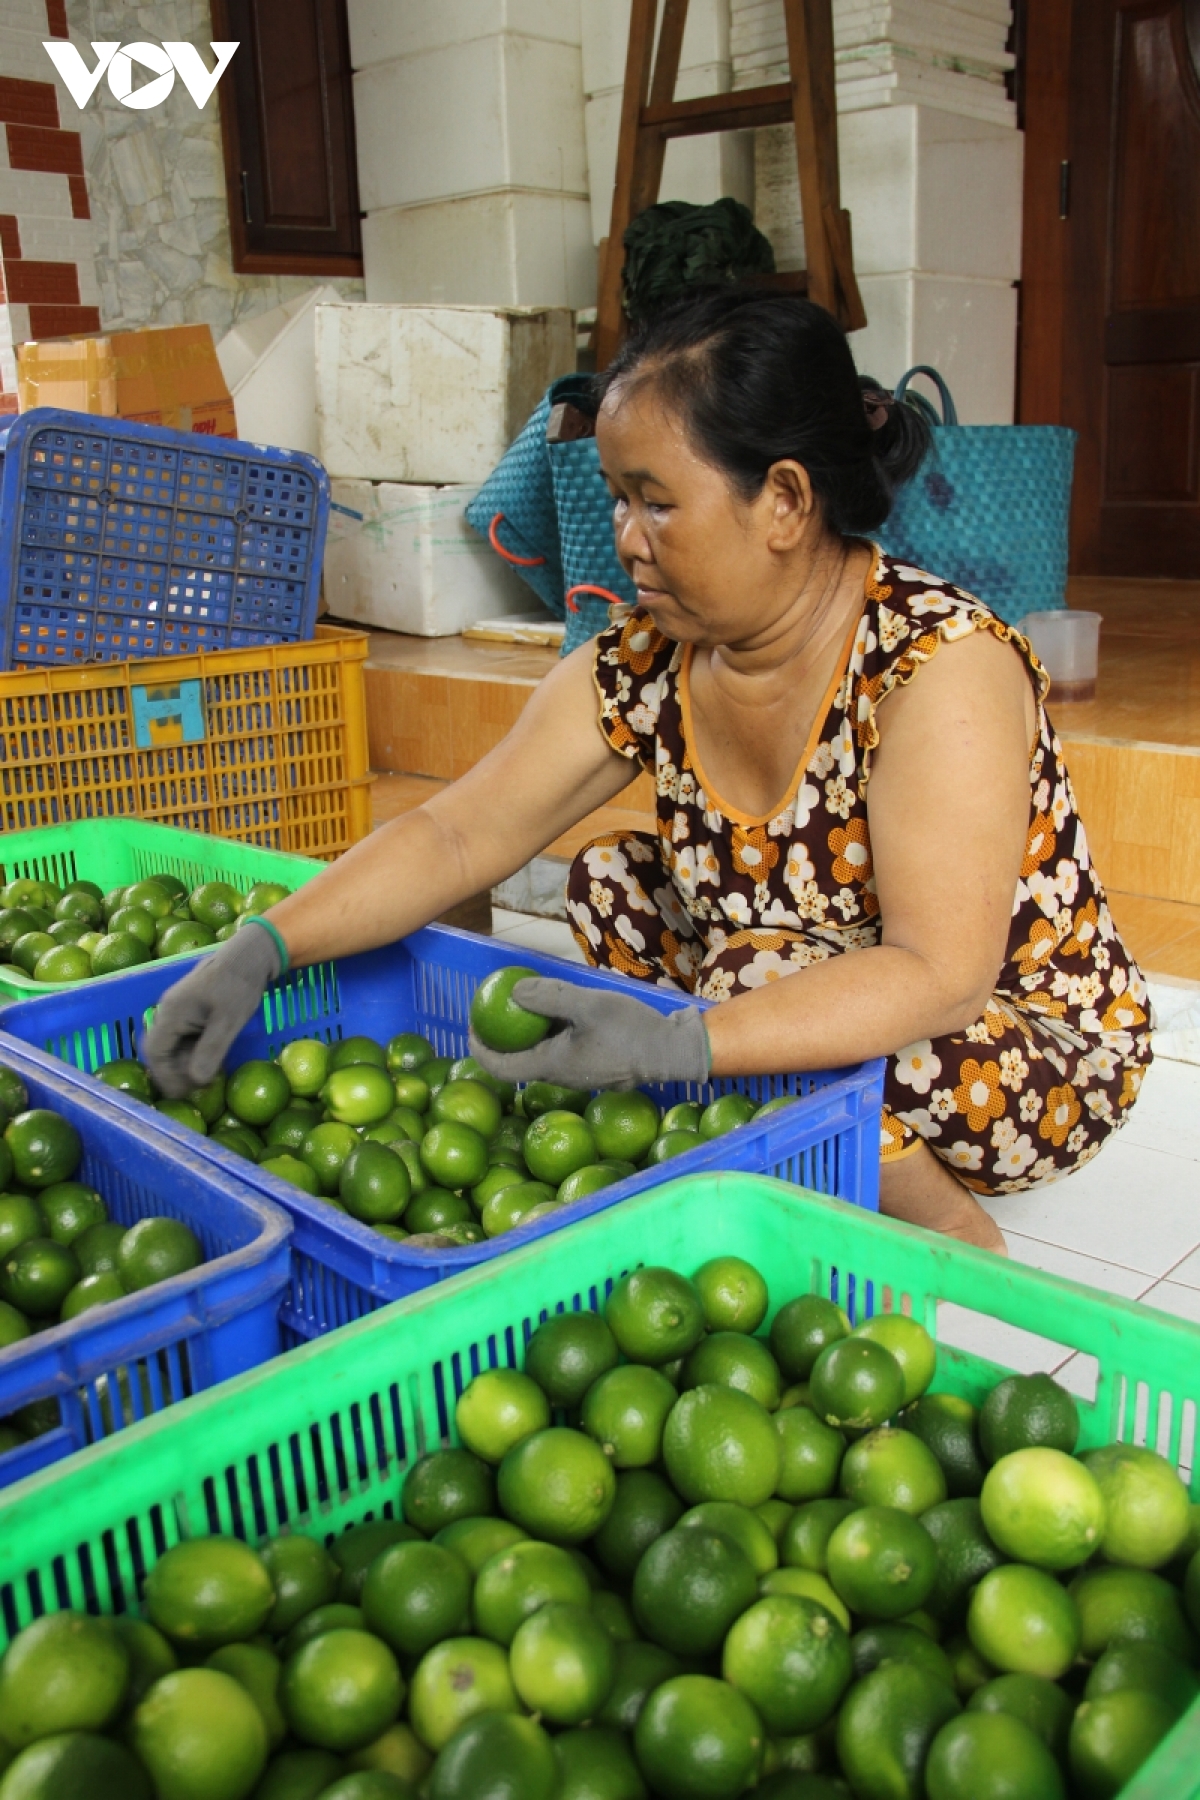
[131,678,207,749]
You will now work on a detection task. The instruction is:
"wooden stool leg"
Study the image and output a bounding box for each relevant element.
[784,0,866,330]
[595,0,660,370]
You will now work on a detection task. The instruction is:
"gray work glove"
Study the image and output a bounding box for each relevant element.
[468,976,710,1092]
[141,922,284,1098]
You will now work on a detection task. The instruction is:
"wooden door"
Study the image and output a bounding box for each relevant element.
[1021,0,1200,574]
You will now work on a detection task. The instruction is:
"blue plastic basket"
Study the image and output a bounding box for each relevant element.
[0,1035,291,1489]
[0,409,331,670]
[0,925,884,1346]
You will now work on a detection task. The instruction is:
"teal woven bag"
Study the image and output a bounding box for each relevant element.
[877,367,1077,625]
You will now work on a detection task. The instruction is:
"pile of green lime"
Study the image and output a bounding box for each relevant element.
[0,1063,207,1460]
[2,1254,1194,1800]
[100,965,791,1249]
[0,873,291,985]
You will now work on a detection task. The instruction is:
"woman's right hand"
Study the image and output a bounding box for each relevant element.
[141,921,285,1097]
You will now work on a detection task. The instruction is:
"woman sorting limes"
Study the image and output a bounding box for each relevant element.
[145,290,1152,1253]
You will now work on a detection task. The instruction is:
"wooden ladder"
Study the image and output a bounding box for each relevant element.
[594,0,866,368]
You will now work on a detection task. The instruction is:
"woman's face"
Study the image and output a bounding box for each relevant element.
[595,375,826,648]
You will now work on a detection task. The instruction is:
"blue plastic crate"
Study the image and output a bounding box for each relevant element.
[0,410,330,670]
[0,1035,292,1488]
[0,925,884,1347]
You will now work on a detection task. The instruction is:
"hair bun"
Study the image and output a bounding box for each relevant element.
[858,377,930,492]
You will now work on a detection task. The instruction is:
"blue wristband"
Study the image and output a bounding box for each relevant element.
[240,913,290,974]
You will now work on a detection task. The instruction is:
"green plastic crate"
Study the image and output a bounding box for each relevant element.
[0,1173,1193,1796]
[0,819,323,999]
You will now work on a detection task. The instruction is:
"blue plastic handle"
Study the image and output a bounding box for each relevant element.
[893,366,960,428]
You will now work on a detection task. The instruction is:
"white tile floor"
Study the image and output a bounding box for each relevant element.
[490,908,1200,1371]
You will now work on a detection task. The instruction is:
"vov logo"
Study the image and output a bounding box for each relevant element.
[43,41,239,111]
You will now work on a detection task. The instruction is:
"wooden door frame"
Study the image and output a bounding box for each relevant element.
[1016,0,1074,427]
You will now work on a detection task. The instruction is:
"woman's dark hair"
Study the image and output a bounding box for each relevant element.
[593,287,929,536]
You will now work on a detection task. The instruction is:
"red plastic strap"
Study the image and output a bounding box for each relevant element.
[564,584,626,615]
[488,512,545,568]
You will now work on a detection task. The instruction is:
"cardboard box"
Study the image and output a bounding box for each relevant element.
[16,323,237,437]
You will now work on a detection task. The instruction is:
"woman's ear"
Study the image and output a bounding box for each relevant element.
[762,459,817,552]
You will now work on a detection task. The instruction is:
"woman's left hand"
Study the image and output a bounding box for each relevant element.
[468,977,710,1091]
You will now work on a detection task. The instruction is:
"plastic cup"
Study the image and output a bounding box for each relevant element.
[1018,609,1102,704]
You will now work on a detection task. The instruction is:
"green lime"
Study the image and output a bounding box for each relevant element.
[781,1497,859,1573]
[54,889,102,926]
[264,1105,319,1152]
[632,1525,757,1656]
[206,1642,287,1748]
[132,1668,268,1797]
[9,933,54,976]
[980,1447,1104,1569]
[581,1364,677,1468]
[408,1637,518,1753]
[595,1640,682,1734]
[123,879,174,919]
[376,1105,426,1146]
[361,1539,471,1658]
[1069,1690,1176,1799]
[338,1143,410,1223]
[346,1721,432,1785]
[111,1614,178,1706]
[456,1368,550,1464]
[852,1621,956,1688]
[826,1504,938,1620]
[61,1270,126,1318]
[281,1604,365,1659]
[979,1374,1079,1463]
[71,1220,126,1279]
[522,1111,596,1186]
[644,1128,700,1165]
[0,1194,46,1259]
[693,1255,768,1334]
[480,1180,555,1238]
[227,1060,291,1127]
[1070,1564,1198,1662]
[522,1081,589,1118]
[386,1033,434,1075]
[926,1711,1065,1800]
[682,1331,782,1411]
[0,1237,79,1317]
[659,1101,702,1132]
[635,1674,763,1800]
[699,1093,758,1139]
[0,1299,30,1347]
[590,1469,684,1583]
[0,910,37,952]
[810,1337,905,1432]
[32,943,92,983]
[756,1497,795,1545]
[254,1746,346,1799]
[770,1295,851,1380]
[473,1539,590,1646]
[405,1189,472,1233]
[1085,1639,1198,1716]
[0,1069,29,1125]
[968,1565,1081,1679]
[432,1517,526,1577]
[968,1672,1075,1756]
[724,1593,852,1734]
[157,921,216,958]
[836,1662,961,1800]
[108,905,158,947]
[663,1383,781,1507]
[323,1067,396,1129]
[605,1266,705,1365]
[430,1078,502,1139]
[280,1630,402,1753]
[421,1056,454,1093]
[497,1426,615,1544]
[678,1500,779,1576]
[186,1072,227,1125]
[419,1122,489,1191]
[156,1099,206,1133]
[471,1164,527,1211]
[213,1127,266,1162]
[329,1037,387,1071]
[279,1039,332,1097]
[852,1315,936,1406]
[117,1217,202,1290]
[509,1600,616,1726]
[773,1405,846,1503]
[302,1122,362,1194]
[1081,1443,1191,1570]
[96,1060,155,1103]
[550,1724,645,1800]
[244,880,290,913]
[921,1498,1006,1626]
[46,918,89,945]
[145,1536,274,1646]
[584,1090,661,1163]
[403,1447,495,1534]
[556,1162,628,1206]
[260,1534,340,1635]
[901,1394,987,1499]
[88,932,153,977]
[840,1426,948,1515]
[470,966,551,1053]
[330,1519,421,1604]
[188,881,243,928]
[390,1073,430,1114]
[428,1711,556,1800]
[0,1611,130,1745]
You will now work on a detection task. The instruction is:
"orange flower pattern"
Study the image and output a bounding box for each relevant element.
[581,552,1152,1196]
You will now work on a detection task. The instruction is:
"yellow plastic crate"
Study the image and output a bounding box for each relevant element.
[0,624,373,859]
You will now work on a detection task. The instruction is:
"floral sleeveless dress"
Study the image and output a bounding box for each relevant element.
[567,550,1152,1196]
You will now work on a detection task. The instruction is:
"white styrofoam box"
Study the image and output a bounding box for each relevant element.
[582,0,731,99]
[363,191,596,311]
[348,0,582,68]
[324,479,537,636]
[353,34,588,213]
[851,272,1018,423]
[585,82,754,246]
[216,285,343,457]
[315,303,577,483]
[754,105,1021,279]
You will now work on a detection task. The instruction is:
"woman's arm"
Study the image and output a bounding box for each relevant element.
[267,643,639,966]
[705,629,1034,1074]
